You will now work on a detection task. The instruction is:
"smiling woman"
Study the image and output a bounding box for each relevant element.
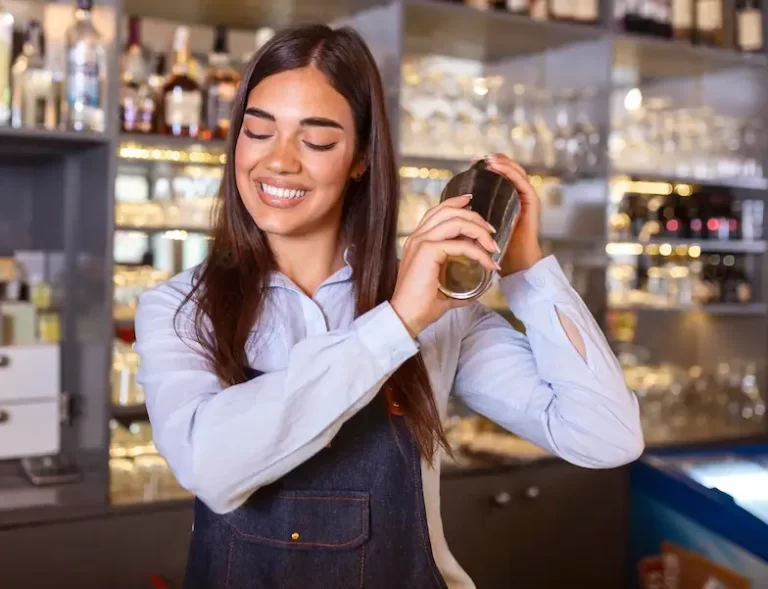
[133,23,643,589]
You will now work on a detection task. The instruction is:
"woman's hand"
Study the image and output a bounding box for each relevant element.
[483,153,544,276]
[390,194,499,338]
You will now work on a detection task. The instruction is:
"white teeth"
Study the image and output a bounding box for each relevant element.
[261,183,306,199]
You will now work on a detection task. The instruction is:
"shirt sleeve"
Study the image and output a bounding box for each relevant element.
[134,282,418,514]
[454,255,644,468]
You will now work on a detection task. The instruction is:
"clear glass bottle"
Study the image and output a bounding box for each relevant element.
[203,26,240,140]
[121,16,155,133]
[737,0,763,52]
[11,20,53,129]
[65,0,107,132]
[162,26,202,138]
[0,4,13,126]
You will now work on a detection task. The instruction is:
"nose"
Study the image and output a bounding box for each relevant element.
[265,137,301,175]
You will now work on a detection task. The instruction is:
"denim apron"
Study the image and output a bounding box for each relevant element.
[182,368,449,589]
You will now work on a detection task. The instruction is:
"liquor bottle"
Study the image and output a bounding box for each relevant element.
[695,0,725,46]
[737,0,763,52]
[65,0,106,132]
[11,20,53,129]
[0,5,13,125]
[549,0,575,21]
[162,26,202,138]
[203,26,240,140]
[506,0,531,15]
[574,0,599,23]
[672,0,694,39]
[529,0,549,19]
[121,16,155,133]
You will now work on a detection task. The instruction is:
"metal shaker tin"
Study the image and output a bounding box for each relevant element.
[437,160,521,300]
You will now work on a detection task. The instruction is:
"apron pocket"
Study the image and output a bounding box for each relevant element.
[219,490,370,588]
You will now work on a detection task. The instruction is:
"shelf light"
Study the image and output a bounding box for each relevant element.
[119,143,226,165]
[607,242,705,258]
[398,166,452,180]
[606,242,644,255]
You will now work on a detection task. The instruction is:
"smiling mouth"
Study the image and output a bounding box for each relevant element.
[260,183,307,200]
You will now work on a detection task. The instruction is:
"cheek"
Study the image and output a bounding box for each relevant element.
[234,134,257,177]
[305,150,355,193]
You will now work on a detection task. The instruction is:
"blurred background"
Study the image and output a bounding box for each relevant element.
[1,0,768,587]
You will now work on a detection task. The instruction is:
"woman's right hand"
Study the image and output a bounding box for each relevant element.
[390,194,500,338]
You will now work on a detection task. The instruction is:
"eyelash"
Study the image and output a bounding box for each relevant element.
[243,129,337,152]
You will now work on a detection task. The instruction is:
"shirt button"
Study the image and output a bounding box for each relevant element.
[532,276,546,288]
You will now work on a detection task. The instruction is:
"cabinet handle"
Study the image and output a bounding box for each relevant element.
[0,409,9,424]
[491,491,512,507]
[0,355,9,368]
[524,485,540,499]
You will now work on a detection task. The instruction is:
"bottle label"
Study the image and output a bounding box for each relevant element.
[164,90,202,129]
[696,0,721,31]
[206,82,237,133]
[67,48,101,108]
[672,0,692,28]
[738,9,763,50]
[507,0,530,12]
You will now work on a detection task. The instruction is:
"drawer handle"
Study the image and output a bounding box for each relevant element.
[524,486,540,500]
[491,491,511,507]
[0,409,9,424]
[0,355,9,368]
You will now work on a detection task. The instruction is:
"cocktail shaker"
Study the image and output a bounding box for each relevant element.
[438,160,521,300]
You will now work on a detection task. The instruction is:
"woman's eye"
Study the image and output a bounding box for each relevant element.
[304,141,338,152]
[244,129,272,140]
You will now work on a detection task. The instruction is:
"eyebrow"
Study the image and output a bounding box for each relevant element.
[244,107,344,130]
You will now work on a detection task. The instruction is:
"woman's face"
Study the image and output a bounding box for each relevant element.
[234,66,363,239]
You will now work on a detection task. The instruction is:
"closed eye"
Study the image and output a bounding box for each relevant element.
[244,129,272,140]
[303,141,337,152]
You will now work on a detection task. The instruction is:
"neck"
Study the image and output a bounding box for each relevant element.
[267,225,348,296]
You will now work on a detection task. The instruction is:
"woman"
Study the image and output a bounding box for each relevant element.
[135,24,644,589]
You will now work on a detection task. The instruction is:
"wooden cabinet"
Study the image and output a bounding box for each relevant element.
[441,460,630,589]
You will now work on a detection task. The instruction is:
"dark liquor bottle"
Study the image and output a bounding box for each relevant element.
[161,27,202,138]
[203,27,240,140]
[120,16,154,133]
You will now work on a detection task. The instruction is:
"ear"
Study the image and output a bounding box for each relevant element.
[350,154,367,180]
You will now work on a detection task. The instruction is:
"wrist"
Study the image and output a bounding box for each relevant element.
[389,298,422,339]
[500,247,544,277]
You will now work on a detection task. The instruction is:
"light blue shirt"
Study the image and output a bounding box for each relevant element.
[135,254,643,589]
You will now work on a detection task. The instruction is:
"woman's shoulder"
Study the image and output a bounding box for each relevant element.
[136,266,202,318]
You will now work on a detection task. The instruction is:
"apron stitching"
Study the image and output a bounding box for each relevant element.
[358,538,366,589]
[276,495,366,502]
[224,538,234,589]
[224,519,368,548]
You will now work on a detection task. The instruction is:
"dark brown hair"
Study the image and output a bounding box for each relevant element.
[176,25,447,462]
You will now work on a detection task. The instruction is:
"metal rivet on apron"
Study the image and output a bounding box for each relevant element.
[291,532,300,541]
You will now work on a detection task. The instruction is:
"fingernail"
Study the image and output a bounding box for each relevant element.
[487,223,497,233]
[494,261,502,271]
[493,240,501,253]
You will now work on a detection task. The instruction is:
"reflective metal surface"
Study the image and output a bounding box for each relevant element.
[438,160,521,300]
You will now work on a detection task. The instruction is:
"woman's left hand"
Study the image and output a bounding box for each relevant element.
[484,153,544,276]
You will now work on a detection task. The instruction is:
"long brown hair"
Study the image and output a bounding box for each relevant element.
[176,25,448,462]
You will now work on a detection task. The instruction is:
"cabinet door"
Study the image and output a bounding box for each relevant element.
[499,461,629,588]
[442,463,629,589]
[441,472,517,589]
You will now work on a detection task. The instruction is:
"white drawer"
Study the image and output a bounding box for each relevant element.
[0,344,59,402]
[0,400,60,460]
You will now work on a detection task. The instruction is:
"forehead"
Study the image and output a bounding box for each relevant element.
[246,67,354,126]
